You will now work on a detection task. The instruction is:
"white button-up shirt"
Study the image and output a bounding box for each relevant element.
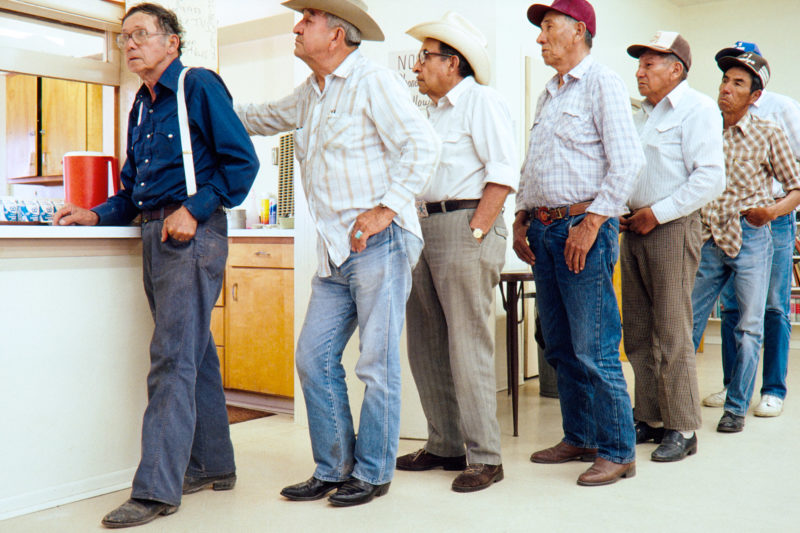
[419,76,518,202]
[628,81,725,223]
[516,55,645,217]
[237,50,440,276]
[750,90,800,197]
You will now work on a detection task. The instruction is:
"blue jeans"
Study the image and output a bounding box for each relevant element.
[527,216,635,464]
[691,218,773,416]
[295,223,422,485]
[132,210,234,506]
[719,212,794,399]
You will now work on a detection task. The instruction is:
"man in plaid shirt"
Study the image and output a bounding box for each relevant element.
[691,51,800,433]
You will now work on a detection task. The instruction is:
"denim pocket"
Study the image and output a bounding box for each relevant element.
[198,213,229,277]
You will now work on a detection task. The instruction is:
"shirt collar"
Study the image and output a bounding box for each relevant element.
[331,49,361,80]
[640,80,689,115]
[546,55,594,94]
[732,111,755,136]
[136,57,184,100]
[752,89,768,109]
[440,76,476,108]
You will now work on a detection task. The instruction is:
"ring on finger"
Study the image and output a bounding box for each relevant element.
[354,230,363,239]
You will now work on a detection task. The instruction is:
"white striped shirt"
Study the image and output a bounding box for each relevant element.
[236,50,440,276]
[628,81,725,223]
[419,76,518,202]
[516,55,645,217]
[750,90,800,197]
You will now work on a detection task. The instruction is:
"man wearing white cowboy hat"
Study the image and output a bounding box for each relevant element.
[396,11,518,493]
[237,0,439,507]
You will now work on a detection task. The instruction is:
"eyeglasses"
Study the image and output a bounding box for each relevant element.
[417,49,454,65]
[116,29,170,49]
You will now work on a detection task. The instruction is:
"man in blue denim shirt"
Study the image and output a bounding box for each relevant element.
[54,3,258,528]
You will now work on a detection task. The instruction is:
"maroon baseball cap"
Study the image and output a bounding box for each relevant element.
[527,0,596,37]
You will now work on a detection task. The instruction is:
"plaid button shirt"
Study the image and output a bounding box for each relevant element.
[701,112,800,257]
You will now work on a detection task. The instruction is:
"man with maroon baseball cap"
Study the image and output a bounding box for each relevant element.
[513,0,643,486]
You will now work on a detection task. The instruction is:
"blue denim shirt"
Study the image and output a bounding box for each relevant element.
[93,58,259,225]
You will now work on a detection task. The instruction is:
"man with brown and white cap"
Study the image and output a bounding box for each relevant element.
[236,0,439,506]
[621,31,725,462]
[395,11,518,493]
[690,50,800,434]
[512,0,644,486]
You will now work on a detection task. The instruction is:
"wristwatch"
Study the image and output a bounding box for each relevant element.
[472,227,484,240]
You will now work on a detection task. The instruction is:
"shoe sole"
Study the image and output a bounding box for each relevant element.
[395,463,466,472]
[576,466,636,487]
[451,470,504,493]
[754,409,783,417]
[281,486,341,502]
[716,425,744,433]
[101,505,178,529]
[328,483,390,507]
[183,477,236,495]
[702,399,725,408]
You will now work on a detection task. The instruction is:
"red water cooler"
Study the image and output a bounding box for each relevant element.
[63,152,120,209]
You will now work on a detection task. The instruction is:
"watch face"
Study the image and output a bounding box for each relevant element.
[472,228,484,239]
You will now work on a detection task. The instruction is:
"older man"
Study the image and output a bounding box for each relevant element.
[236,0,438,506]
[691,51,800,433]
[707,42,800,418]
[395,12,518,493]
[55,3,259,528]
[621,32,725,462]
[512,0,644,486]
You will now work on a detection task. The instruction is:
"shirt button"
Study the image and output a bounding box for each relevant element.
[147,134,151,139]
[148,109,153,114]
[140,182,145,187]
[138,201,143,206]
[168,133,173,139]
[144,159,149,164]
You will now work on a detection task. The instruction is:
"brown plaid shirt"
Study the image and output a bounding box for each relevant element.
[701,112,800,257]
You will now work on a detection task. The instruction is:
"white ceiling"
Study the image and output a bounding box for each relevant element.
[669,0,723,6]
[216,0,287,28]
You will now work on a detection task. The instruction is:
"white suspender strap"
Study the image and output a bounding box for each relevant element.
[177,66,197,196]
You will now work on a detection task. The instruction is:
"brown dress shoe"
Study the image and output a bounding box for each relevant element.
[530,441,598,464]
[577,458,636,486]
[396,449,466,471]
[451,464,504,493]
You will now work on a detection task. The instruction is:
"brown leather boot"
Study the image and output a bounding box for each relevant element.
[577,458,636,486]
[530,441,598,464]
[451,464,504,492]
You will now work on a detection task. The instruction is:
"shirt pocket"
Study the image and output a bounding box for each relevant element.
[293,126,308,161]
[153,126,179,162]
[322,113,353,151]
[731,150,765,179]
[647,122,682,163]
[439,128,470,168]
[554,107,595,148]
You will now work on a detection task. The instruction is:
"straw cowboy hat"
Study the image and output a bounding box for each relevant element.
[406,11,491,85]
[282,0,384,41]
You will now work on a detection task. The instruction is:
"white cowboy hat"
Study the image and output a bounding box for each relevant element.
[282,0,384,41]
[406,11,491,85]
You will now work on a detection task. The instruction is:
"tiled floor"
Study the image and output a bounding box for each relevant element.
[5,335,799,532]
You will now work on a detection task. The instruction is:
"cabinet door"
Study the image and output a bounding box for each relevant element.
[41,78,87,176]
[5,74,37,178]
[226,267,294,397]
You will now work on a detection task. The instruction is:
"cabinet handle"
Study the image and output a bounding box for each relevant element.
[232,282,238,302]
[254,251,271,256]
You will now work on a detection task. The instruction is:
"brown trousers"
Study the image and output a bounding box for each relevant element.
[621,211,703,431]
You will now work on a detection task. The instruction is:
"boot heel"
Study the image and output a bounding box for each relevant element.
[375,483,391,497]
[212,478,236,491]
[622,465,636,479]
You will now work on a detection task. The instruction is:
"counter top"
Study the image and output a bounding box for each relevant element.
[0,226,295,239]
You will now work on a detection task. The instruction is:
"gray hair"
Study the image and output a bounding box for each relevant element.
[663,53,689,81]
[563,14,592,49]
[325,12,361,47]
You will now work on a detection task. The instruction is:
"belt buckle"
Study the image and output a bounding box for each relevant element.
[536,207,552,225]
[416,200,429,218]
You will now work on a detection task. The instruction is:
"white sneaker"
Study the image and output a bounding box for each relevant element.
[754,394,784,417]
[702,388,727,408]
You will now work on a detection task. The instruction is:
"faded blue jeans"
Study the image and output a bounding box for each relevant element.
[692,218,773,416]
[719,212,795,399]
[527,215,635,464]
[295,223,422,485]
[131,210,234,507]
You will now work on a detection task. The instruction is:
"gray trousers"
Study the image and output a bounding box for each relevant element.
[621,211,703,431]
[406,208,506,465]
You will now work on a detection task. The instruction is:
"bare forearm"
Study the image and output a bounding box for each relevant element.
[772,189,800,218]
[470,183,512,232]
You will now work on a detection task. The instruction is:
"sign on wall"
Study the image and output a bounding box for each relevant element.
[390,50,431,111]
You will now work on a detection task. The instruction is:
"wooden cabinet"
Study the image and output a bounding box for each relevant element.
[5,74,104,181]
[213,237,294,398]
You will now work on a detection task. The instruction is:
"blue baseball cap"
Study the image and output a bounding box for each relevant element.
[714,41,762,61]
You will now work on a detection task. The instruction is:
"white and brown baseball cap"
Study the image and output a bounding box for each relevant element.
[716,51,770,87]
[627,31,691,71]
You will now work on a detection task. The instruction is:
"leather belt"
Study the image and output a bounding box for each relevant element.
[141,204,182,223]
[424,199,480,215]
[531,201,592,225]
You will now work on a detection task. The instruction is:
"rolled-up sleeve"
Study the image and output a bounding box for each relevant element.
[472,89,519,192]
